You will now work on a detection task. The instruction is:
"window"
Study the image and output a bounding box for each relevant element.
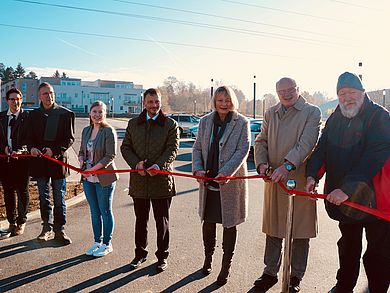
[180,116,191,123]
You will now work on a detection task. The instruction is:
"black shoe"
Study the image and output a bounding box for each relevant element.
[289,276,301,293]
[156,259,168,272]
[254,273,278,291]
[129,257,147,270]
[202,256,212,275]
[54,231,72,245]
[328,285,353,293]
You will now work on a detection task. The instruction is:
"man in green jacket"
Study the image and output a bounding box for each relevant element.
[121,88,179,273]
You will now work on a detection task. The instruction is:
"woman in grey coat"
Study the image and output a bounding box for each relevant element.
[78,101,119,257]
[192,86,250,285]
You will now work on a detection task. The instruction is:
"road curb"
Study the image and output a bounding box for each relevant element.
[0,186,85,230]
[0,146,86,230]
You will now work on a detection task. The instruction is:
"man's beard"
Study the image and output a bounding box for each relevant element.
[339,97,364,118]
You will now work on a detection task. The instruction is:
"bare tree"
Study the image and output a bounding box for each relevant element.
[53,70,60,78]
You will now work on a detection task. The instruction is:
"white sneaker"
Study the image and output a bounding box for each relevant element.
[86,242,101,256]
[93,244,113,257]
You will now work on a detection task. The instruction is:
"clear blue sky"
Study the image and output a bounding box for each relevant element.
[1,0,389,99]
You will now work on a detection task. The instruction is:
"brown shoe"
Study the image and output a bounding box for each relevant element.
[14,223,26,236]
[8,224,17,236]
[54,231,72,245]
[37,228,53,241]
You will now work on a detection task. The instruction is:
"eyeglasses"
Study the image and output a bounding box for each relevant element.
[7,98,22,102]
[277,87,297,96]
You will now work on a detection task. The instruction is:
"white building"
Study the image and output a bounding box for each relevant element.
[40,77,144,114]
[1,76,144,114]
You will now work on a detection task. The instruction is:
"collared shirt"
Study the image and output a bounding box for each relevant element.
[146,112,159,121]
[7,109,20,149]
[145,111,161,171]
[275,95,305,119]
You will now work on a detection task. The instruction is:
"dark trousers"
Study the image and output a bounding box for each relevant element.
[2,159,29,225]
[133,197,172,260]
[336,220,390,293]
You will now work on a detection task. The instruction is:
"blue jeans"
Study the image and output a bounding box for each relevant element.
[83,181,116,245]
[37,177,67,232]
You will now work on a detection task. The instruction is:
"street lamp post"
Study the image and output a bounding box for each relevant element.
[111,96,114,118]
[358,62,363,80]
[383,89,386,108]
[253,75,256,119]
[140,91,143,113]
[209,78,214,113]
[194,100,197,115]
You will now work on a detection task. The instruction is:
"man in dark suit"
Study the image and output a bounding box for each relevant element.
[25,82,75,245]
[0,88,30,236]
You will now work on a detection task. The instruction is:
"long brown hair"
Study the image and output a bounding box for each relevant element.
[89,100,110,128]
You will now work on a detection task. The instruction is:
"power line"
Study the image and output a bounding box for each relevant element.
[12,0,352,47]
[112,0,337,38]
[330,0,381,10]
[221,0,352,23]
[0,23,295,58]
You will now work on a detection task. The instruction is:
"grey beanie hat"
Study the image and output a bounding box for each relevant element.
[337,72,364,93]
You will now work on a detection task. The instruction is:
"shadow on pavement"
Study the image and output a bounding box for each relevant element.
[0,238,72,259]
[176,188,199,196]
[176,153,192,162]
[0,254,91,292]
[198,281,223,293]
[179,140,195,149]
[247,286,265,292]
[175,163,192,173]
[247,160,256,172]
[59,263,157,292]
[160,269,206,293]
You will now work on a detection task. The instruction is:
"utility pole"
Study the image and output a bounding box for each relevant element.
[253,75,256,119]
[358,62,363,80]
[209,78,214,113]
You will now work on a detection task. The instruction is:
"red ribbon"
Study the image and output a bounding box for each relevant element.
[1,153,389,222]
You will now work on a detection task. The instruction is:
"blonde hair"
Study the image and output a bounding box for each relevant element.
[211,86,239,111]
[89,100,110,128]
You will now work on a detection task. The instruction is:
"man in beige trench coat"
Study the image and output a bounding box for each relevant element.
[253,77,321,292]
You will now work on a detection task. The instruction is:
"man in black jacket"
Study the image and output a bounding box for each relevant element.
[306,72,390,293]
[26,82,75,245]
[121,88,179,272]
[0,88,30,236]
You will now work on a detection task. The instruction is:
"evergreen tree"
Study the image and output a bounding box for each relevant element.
[3,67,15,83]
[26,71,37,79]
[14,62,26,78]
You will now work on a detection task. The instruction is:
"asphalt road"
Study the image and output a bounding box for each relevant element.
[0,118,369,293]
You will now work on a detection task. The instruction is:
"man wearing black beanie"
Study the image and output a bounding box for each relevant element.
[306,72,390,293]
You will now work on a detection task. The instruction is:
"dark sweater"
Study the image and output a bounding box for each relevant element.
[306,96,390,223]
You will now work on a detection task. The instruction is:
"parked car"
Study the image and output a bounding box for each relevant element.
[168,114,200,136]
[249,119,263,157]
[189,118,262,145]
[189,125,198,138]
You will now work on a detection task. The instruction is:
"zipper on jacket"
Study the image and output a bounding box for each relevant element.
[145,120,151,198]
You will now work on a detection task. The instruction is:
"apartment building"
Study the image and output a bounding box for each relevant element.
[1,77,144,114]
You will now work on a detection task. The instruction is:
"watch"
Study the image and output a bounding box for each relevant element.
[284,162,294,172]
